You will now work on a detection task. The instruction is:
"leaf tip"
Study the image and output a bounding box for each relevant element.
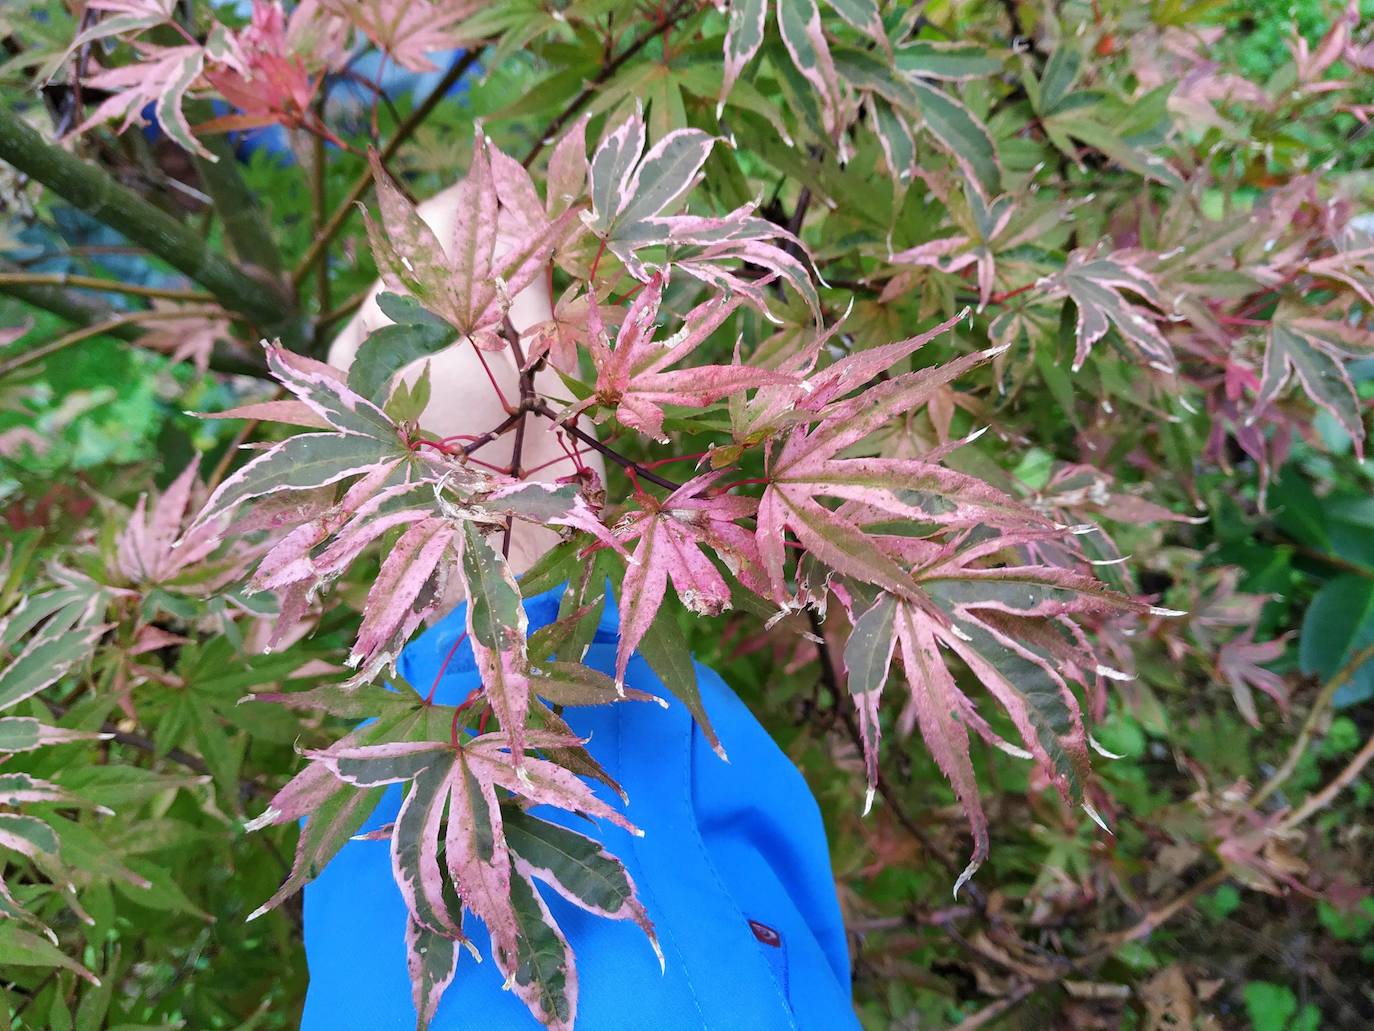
[862,784,876,817]
[1082,801,1114,836]
[952,859,980,900]
[1148,605,1188,617]
[1089,734,1125,760]
[1094,663,1134,682]
[246,902,272,923]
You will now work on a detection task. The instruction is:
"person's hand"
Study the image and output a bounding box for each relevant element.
[328,184,605,574]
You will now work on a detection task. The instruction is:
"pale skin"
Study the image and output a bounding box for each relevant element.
[328,184,606,575]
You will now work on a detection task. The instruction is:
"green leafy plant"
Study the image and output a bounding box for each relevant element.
[1,0,1373,1027]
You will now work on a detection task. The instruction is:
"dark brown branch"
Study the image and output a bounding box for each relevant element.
[530,400,681,491]
[44,700,271,801]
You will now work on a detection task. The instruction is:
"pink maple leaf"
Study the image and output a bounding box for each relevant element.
[569,273,795,441]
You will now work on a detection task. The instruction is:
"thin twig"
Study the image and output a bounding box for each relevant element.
[950,982,1037,1031]
[1251,641,1374,808]
[44,700,271,801]
[530,400,681,491]
[315,286,370,333]
[0,307,223,378]
[503,328,534,557]
[1279,729,1374,832]
[519,3,693,168]
[0,272,212,303]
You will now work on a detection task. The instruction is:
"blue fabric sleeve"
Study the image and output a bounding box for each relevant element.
[300,586,858,1030]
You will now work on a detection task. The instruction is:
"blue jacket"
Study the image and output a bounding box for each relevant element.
[301,585,860,1030]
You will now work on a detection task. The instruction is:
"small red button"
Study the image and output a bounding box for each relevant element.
[748,919,781,948]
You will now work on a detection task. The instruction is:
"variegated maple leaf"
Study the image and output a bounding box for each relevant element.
[720,0,887,137]
[611,471,765,688]
[567,273,796,441]
[115,458,245,591]
[193,343,474,676]
[322,0,482,72]
[297,730,656,1029]
[364,135,582,350]
[841,532,1151,892]
[201,0,331,137]
[584,109,817,311]
[1217,630,1290,729]
[1253,310,1374,458]
[76,41,214,157]
[753,314,1039,602]
[194,342,625,686]
[1041,249,1176,373]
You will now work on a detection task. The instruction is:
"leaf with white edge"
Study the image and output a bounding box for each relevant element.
[1257,319,1368,458]
[895,41,1004,80]
[588,109,648,236]
[507,866,576,1031]
[720,0,768,112]
[0,813,61,867]
[777,0,845,136]
[0,718,110,754]
[1048,251,1175,373]
[198,432,397,525]
[909,79,1001,199]
[825,0,887,45]
[393,752,461,936]
[407,914,462,1031]
[530,662,658,707]
[891,601,988,895]
[0,923,101,986]
[843,593,897,811]
[505,810,658,955]
[615,128,715,232]
[458,521,530,764]
[0,773,106,811]
[266,343,399,440]
[0,621,109,713]
[870,98,916,187]
[350,517,456,679]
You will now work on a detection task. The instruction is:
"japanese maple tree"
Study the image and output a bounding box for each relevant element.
[1,0,1372,1027]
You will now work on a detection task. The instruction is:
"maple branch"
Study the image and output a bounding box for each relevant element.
[0,271,212,303]
[1278,727,1374,832]
[315,286,370,333]
[187,102,284,278]
[44,699,271,801]
[530,400,681,490]
[0,102,296,339]
[291,48,484,291]
[0,307,224,379]
[0,257,157,335]
[0,259,269,379]
[519,3,693,168]
[1250,641,1374,809]
[503,331,535,556]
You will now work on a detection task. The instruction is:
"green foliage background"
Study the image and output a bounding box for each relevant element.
[1,0,1373,1028]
